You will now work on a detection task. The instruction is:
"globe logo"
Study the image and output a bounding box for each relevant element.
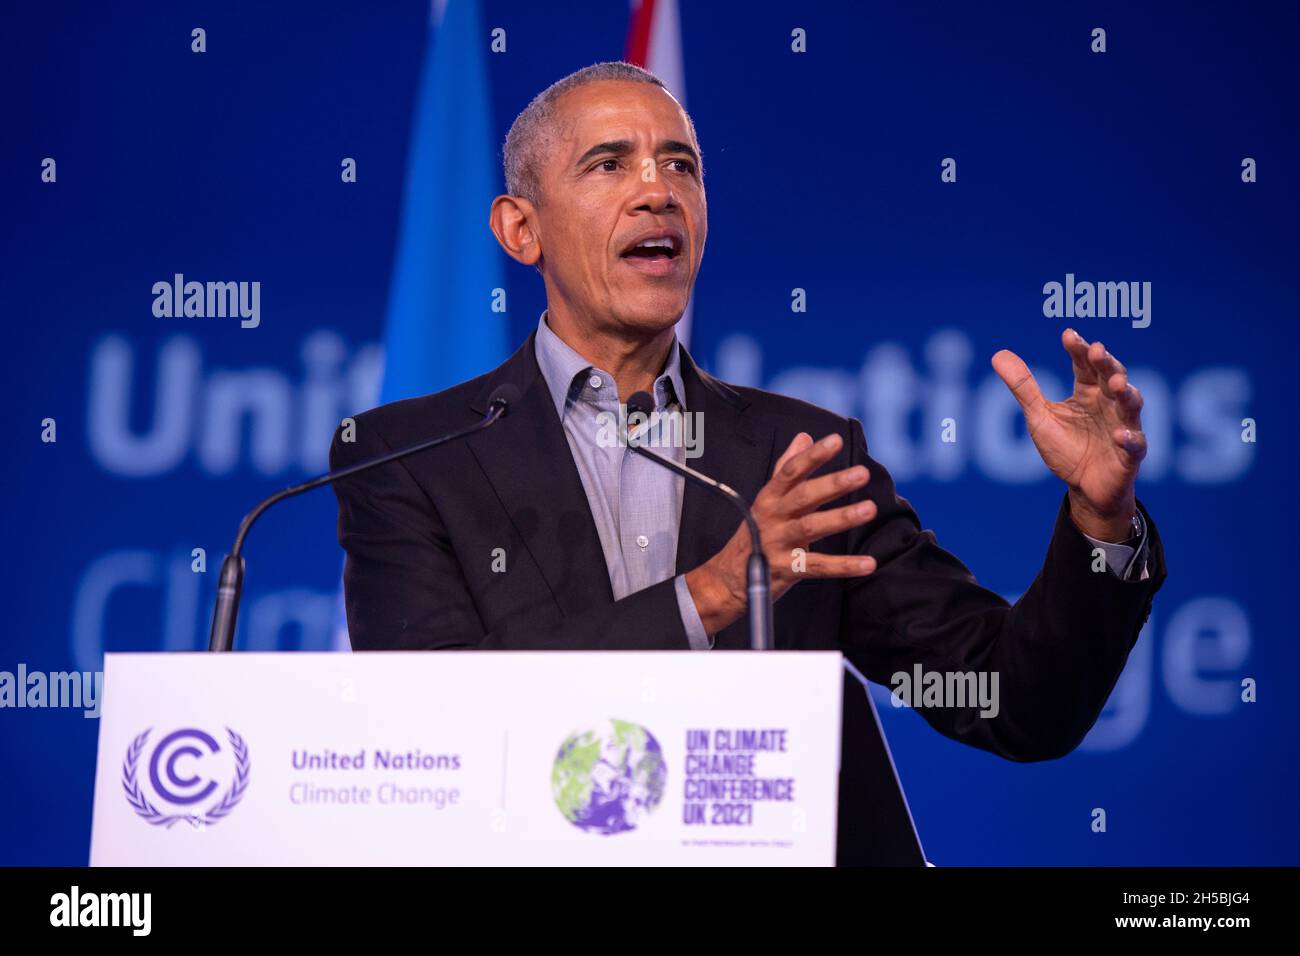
[552,719,667,834]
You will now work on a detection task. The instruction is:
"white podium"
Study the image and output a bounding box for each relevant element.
[90,651,844,866]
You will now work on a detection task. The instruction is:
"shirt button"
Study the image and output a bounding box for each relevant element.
[588,374,603,389]
[635,534,649,550]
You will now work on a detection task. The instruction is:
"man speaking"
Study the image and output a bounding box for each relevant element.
[330,62,1166,856]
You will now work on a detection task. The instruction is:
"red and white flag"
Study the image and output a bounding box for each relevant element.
[625,0,695,347]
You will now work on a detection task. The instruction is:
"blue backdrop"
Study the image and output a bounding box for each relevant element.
[2,0,1296,865]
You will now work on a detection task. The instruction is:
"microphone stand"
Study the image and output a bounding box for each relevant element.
[207,395,513,652]
[623,393,774,651]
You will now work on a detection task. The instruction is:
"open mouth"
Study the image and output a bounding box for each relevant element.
[618,231,684,276]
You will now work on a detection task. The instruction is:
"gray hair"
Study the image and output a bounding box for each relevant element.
[503,61,701,205]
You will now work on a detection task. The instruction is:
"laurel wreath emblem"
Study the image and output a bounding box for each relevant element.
[121,727,251,829]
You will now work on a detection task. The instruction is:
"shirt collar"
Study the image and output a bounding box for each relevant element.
[533,310,687,419]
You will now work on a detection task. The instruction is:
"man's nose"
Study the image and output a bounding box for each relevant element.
[628,167,676,212]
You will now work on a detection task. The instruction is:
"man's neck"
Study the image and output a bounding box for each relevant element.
[544,308,677,403]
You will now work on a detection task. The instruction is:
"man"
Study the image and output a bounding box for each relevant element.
[331,62,1165,862]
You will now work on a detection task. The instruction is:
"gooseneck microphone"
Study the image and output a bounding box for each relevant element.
[623,391,774,651]
[207,384,521,652]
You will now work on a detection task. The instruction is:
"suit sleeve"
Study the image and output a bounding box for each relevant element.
[838,417,1167,761]
[330,419,693,652]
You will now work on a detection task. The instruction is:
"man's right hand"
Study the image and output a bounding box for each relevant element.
[684,431,878,636]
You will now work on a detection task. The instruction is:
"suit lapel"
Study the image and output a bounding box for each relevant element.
[463,334,775,642]
[675,347,775,648]
[465,334,614,616]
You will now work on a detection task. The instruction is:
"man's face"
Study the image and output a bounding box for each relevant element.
[533,80,707,338]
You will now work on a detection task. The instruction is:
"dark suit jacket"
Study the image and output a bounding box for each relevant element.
[331,333,1167,862]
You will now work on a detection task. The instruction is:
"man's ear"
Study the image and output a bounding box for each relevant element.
[489,195,542,267]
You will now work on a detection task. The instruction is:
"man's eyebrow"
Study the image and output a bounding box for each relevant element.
[573,139,701,169]
[661,140,700,165]
[574,140,634,169]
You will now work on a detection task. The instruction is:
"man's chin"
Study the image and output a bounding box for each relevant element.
[613,289,692,334]
[615,309,687,338]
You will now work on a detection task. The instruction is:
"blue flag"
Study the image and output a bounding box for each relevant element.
[335,0,505,651]
[380,0,507,404]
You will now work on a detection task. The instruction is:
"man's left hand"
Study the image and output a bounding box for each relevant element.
[993,328,1146,542]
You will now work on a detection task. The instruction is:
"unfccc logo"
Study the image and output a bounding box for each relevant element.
[122,727,250,828]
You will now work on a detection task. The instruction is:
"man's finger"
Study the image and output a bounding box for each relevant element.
[1112,426,1148,464]
[787,465,870,515]
[772,431,844,490]
[1088,342,1126,398]
[991,349,1045,415]
[1115,381,1144,428]
[1062,328,1098,384]
[1091,342,1127,377]
[773,432,813,476]
[794,498,878,544]
[791,552,878,579]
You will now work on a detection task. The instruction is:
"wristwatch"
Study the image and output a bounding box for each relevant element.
[1119,510,1147,580]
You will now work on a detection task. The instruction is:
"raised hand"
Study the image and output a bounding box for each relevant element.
[992,328,1146,542]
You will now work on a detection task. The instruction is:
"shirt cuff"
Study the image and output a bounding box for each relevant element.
[674,574,714,650]
[1080,511,1150,581]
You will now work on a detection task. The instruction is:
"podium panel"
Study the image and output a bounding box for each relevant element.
[90,651,843,865]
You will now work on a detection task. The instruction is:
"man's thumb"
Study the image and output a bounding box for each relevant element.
[992,350,1043,413]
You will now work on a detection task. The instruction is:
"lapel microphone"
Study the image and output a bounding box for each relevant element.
[207,384,521,652]
[623,390,774,651]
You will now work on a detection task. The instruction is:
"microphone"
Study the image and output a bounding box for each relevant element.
[207,384,521,652]
[623,391,774,651]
